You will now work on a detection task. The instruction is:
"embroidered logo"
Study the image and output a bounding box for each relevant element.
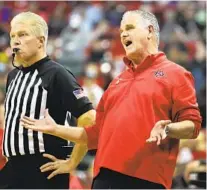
[73,89,85,99]
[154,70,165,78]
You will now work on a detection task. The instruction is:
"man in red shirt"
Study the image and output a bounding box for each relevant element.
[21,10,202,189]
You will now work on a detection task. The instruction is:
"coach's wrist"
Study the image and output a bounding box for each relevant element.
[165,122,180,138]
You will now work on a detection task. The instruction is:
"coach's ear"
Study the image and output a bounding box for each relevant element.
[147,25,154,40]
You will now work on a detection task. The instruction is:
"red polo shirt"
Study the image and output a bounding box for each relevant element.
[85,52,202,188]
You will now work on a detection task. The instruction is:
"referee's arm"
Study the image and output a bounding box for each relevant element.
[53,67,96,170]
[69,110,96,171]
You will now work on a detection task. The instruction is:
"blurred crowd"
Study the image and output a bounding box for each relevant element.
[0,1,206,189]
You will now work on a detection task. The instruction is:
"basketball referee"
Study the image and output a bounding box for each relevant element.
[0,12,95,189]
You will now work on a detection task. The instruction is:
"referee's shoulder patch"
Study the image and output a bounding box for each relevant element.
[73,89,86,99]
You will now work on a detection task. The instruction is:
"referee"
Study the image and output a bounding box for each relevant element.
[0,12,95,189]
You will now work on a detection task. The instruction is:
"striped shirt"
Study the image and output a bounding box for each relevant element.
[3,56,93,158]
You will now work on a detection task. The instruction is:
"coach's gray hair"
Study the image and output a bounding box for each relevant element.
[125,10,160,48]
[11,11,48,48]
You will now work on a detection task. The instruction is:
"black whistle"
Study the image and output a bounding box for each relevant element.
[13,48,20,53]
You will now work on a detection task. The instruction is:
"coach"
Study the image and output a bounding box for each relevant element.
[21,10,202,189]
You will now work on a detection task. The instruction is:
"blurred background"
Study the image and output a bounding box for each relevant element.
[0,1,206,189]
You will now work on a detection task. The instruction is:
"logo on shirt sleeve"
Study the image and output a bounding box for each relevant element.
[73,89,86,99]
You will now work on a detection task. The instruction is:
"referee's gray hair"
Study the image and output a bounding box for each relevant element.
[124,10,160,48]
[11,11,48,49]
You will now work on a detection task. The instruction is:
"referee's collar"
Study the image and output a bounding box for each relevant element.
[21,56,50,72]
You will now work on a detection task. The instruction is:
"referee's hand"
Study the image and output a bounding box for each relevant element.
[20,109,57,135]
[146,120,171,145]
[40,153,76,179]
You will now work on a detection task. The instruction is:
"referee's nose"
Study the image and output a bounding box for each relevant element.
[10,37,21,48]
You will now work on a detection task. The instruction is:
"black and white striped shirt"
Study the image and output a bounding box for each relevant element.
[3,56,93,158]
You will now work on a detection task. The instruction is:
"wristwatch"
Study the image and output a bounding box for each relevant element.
[164,125,170,136]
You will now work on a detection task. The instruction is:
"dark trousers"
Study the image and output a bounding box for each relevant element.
[0,154,69,189]
[92,168,165,189]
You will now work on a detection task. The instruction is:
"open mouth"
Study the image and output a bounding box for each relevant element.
[125,40,132,47]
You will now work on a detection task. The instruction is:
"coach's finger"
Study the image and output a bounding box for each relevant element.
[161,130,167,140]
[156,134,162,145]
[146,136,157,143]
[155,120,171,128]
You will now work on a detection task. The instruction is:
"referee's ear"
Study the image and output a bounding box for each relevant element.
[38,36,45,48]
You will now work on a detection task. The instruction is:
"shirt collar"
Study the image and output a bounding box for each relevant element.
[21,56,50,72]
[123,51,166,72]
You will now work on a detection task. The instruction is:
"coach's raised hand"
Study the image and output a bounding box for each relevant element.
[21,109,57,135]
[146,120,171,145]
